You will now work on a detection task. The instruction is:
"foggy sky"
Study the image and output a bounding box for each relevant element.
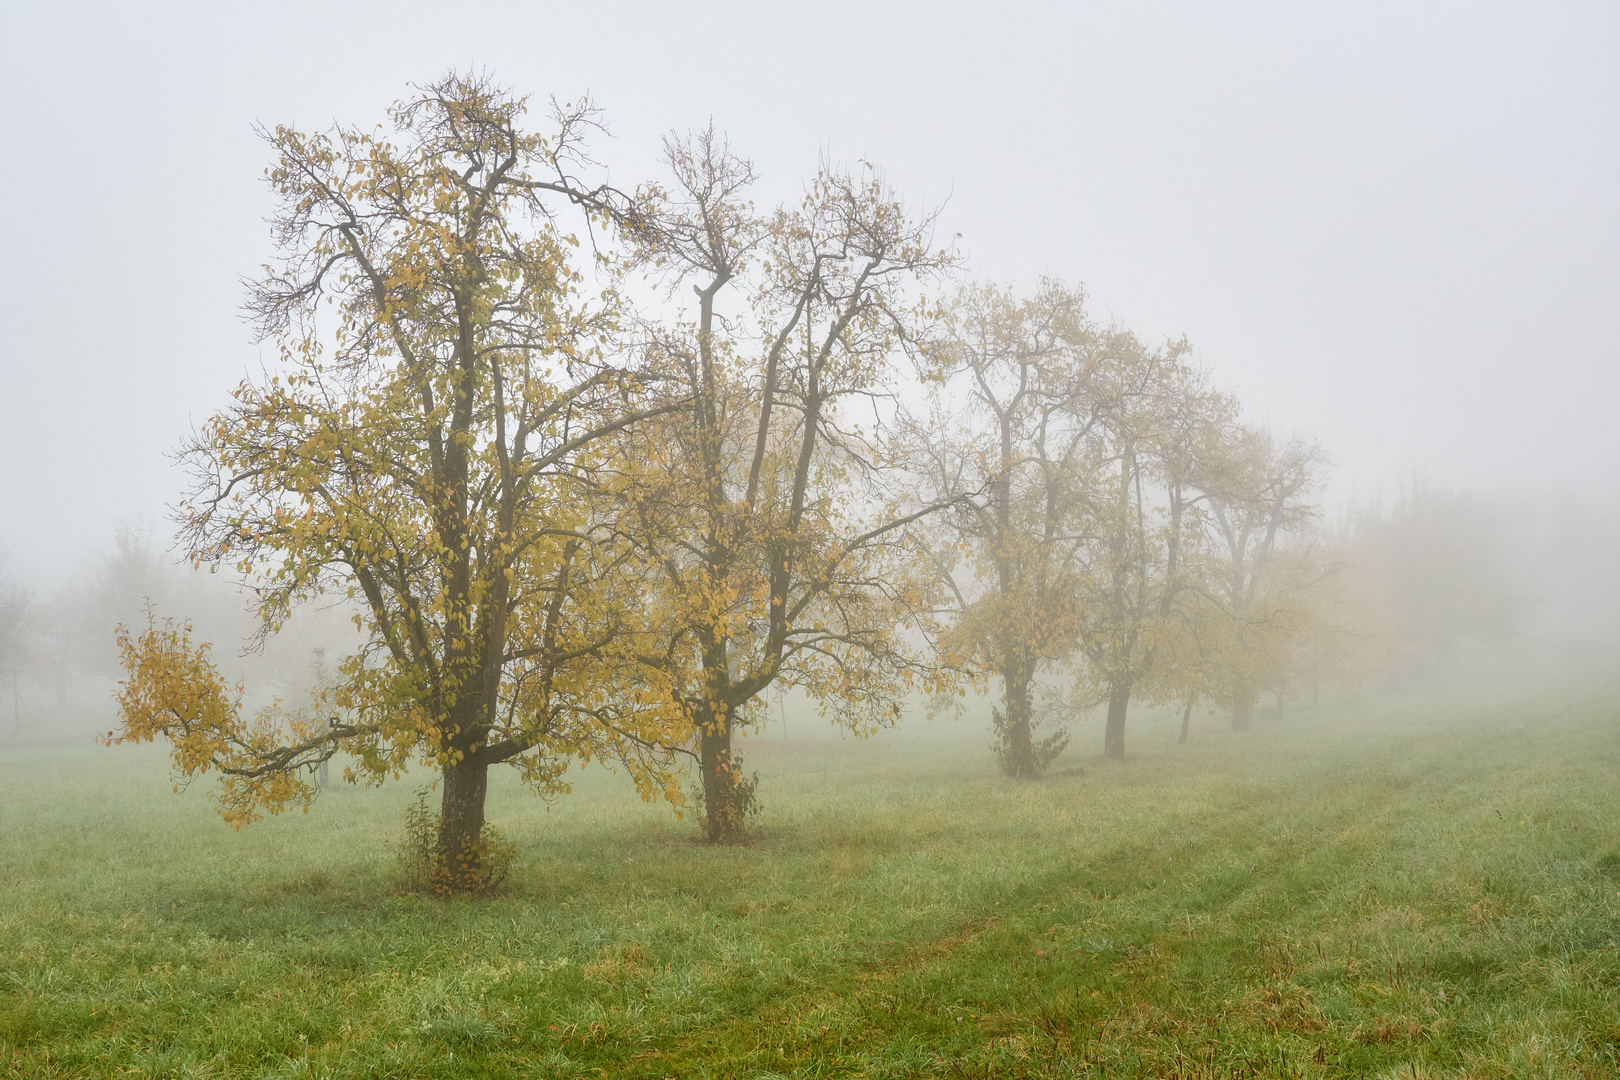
[2,0,1615,585]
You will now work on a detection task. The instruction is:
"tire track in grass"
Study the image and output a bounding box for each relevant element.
[572,698,1617,1077]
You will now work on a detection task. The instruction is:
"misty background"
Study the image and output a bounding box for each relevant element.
[2,0,1617,727]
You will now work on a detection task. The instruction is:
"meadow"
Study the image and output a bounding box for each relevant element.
[2,679,1617,1079]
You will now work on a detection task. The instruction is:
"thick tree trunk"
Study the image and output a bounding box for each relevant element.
[438,757,490,888]
[700,711,747,843]
[1178,696,1193,745]
[1002,660,1038,780]
[1231,698,1251,732]
[1103,681,1131,759]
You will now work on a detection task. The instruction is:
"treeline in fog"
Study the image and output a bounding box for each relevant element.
[0,523,357,732]
[1,72,1612,894]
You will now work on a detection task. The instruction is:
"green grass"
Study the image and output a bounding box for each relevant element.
[2,682,1618,1078]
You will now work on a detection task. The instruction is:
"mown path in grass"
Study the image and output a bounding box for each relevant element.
[2,683,1618,1078]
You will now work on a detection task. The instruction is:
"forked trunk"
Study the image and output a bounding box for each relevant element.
[1103,681,1131,759]
[438,757,489,889]
[700,713,747,843]
[1231,698,1252,732]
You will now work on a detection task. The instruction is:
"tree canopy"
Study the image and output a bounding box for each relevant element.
[109,73,679,890]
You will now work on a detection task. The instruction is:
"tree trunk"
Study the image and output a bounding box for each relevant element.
[700,711,747,843]
[1103,681,1131,759]
[1178,696,1193,745]
[438,757,489,889]
[1001,659,1038,780]
[1231,698,1251,732]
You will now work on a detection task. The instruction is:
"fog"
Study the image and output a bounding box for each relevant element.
[1,1,1617,731]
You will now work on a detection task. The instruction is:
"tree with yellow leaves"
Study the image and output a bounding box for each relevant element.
[1193,430,1328,730]
[916,280,1109,778]
[613,130,961,840]
[107,73,680,892]
[1067,331,1210,760]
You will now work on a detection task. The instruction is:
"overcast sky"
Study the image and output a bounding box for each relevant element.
[2,0,1615,585]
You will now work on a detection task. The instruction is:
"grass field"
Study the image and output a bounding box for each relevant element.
[2,680,1618,1078]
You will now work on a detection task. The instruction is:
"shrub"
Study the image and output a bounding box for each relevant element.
[689,761,762,842]
[991,706,1070,778]
[394,789,518,897]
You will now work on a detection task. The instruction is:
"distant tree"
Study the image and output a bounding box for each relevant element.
[0,558,33,731]
[1138,582,1227,745]
[1195,431,1327,731]
[1348,479,1530,676]
[62,522,224,681]
[1122,378,1240,746]
[32,592,72,717]
[1272,535,1381,707]
[1069,340,1210,759]
[107,73,678,892]
[921,280,1155,776]
[617,130,960,839]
